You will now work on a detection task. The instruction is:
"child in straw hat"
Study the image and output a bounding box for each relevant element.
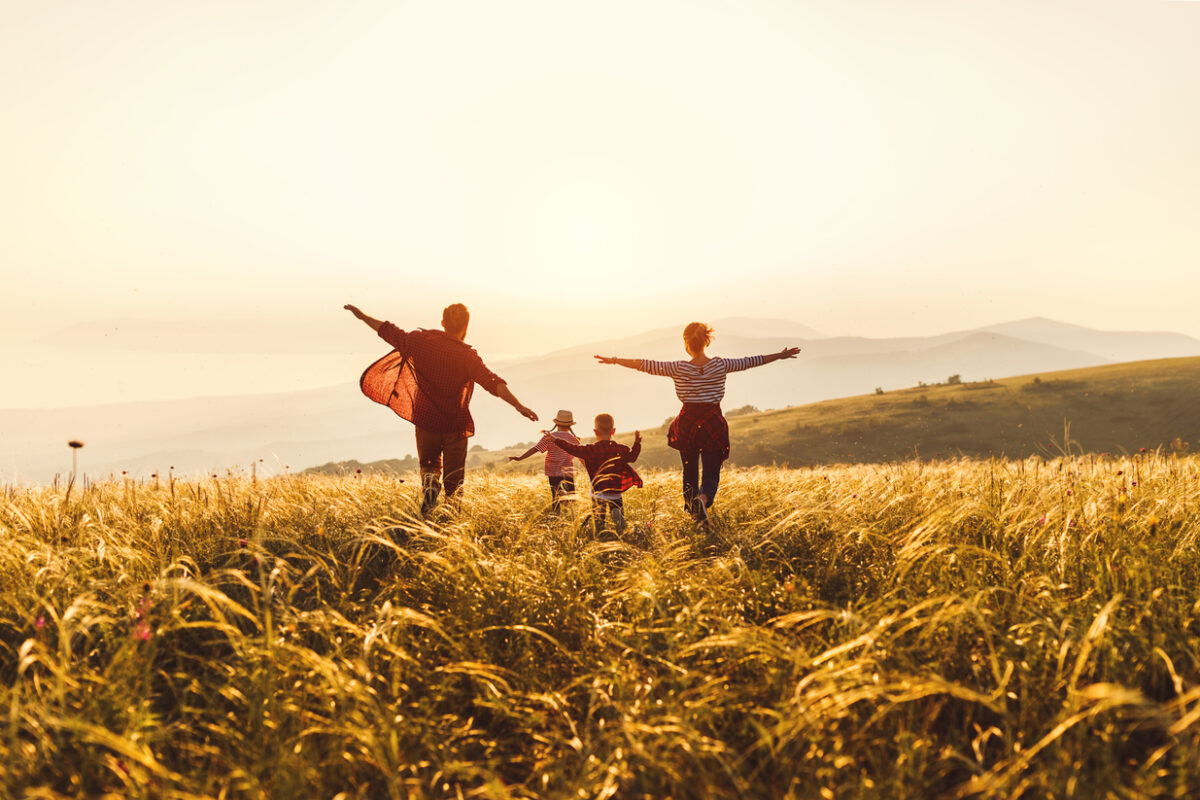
[509,410,581,511]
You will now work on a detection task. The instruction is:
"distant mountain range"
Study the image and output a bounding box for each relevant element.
[3,316,1199,484]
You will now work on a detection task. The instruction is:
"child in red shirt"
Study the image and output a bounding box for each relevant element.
[550,413,642,532]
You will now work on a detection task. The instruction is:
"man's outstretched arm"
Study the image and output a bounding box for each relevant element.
[344,304,384,332]
[496,383,538,422]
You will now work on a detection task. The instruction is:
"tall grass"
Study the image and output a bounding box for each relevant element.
[2,455,1199,798]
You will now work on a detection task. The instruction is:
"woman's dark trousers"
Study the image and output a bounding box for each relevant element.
[680,449,722,516]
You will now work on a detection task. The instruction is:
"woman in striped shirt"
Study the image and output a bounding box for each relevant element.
[596,322,800,521]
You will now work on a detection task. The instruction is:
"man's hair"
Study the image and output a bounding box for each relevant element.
[683,322,713,352]
[594,413,615,432]
[442,303,470,334]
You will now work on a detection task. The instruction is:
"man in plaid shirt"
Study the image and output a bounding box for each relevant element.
[346,302,538,514]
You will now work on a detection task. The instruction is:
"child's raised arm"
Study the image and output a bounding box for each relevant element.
[628,430,642,461]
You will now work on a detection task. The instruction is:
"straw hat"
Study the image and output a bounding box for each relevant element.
[553,409,575,426]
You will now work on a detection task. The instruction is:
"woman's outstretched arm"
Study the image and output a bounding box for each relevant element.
[594,356,642,369]
[761,347,801,365]
[723,347,801,374]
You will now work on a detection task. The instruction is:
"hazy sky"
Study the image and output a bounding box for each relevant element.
[3,0,1200,406]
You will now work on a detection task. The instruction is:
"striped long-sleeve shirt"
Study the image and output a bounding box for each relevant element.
[533,430,579,477]
[638,356,765,404]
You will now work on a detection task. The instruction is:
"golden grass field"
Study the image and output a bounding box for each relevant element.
[3,456,1200,798]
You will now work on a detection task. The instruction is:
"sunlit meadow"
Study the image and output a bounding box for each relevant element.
[3,456,1200,798]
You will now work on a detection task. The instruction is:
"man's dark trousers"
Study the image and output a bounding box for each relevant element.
[415,427,469,513]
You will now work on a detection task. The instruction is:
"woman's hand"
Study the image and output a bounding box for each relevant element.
[634,430,642,443]
[761,346,801,365]
[344,304,365,319]
[508,455,522,462]
[594,355,618,365]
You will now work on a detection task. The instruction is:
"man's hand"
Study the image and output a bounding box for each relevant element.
[497,384,538,422]
[345,304,384,332]
[634,430,642,444]
[779,347,801,359]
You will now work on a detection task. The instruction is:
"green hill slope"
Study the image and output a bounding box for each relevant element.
[688,355,1200,467]
[313,356,1200,475]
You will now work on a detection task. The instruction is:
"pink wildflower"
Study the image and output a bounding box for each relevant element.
[35,616,45,629]
[134,621,152,642]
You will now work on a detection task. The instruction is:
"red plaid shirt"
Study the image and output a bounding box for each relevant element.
[359,323,506,437]
[552,438,643,494]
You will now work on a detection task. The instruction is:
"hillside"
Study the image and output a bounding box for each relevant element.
[706,355,1200,466]
[334,356,1200,476]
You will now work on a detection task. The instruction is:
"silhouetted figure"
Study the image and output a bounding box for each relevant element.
[346,302,538,514]
[596,322,799,521]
